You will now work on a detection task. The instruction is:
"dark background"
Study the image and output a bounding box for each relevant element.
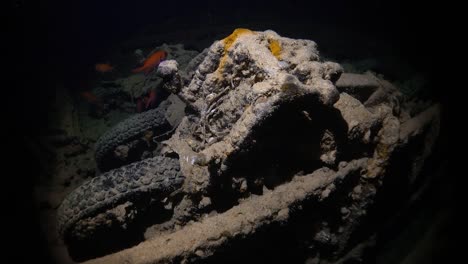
[10,0,445,130]
[10,0,443,131]
[7,0,450,263]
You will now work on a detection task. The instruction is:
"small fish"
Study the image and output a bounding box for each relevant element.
[132,50,167,75]
[95,63,114,73]
[136,97,147,113]
[80,91,103,111]
[146,90,157,109]
[80,91,99,103]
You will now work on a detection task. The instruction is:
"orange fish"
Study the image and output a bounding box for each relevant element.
[132,50,167,75]
[95,63,114,73]
[136,89,158,113]
[146,89,157,109]
[80,91,100,104]
[136,97,146,113]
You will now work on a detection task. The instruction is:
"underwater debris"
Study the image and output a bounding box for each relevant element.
[57,29,441,263]
[94,100,171,172]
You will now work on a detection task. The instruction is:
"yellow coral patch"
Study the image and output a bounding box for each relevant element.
[217,28,255,74]
[268,39,282,59]
[222,28,254,50]
[376,143,389,159]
